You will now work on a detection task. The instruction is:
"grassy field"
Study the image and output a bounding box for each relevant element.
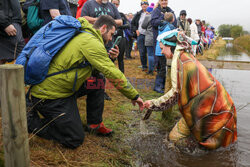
[0,39,224,166]
[233,35,250,54]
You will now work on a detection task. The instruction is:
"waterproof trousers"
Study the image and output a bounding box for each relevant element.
[28,79,105,149]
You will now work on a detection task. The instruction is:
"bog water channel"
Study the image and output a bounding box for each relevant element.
[130,45,250,167]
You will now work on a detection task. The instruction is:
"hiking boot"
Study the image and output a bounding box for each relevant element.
[86,122,113,136]
[104,92,112,101]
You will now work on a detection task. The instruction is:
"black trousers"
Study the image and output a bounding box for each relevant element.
[28,79,105,149]
[117,37,126,73]
[125,37,133,58]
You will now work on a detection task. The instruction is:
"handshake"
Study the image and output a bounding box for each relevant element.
[131,97,153,120]
[131,97,151,111]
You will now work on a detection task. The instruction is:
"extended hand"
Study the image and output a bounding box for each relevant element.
[131,97,144,111]
[4,24,17,36]
[144,100,152,109]
[109,45,119,59]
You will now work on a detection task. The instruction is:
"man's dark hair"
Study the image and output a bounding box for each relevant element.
[93,15,117,31]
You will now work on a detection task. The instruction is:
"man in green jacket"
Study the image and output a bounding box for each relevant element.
[28,15,143,149]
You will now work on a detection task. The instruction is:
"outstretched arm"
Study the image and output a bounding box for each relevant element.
[132,97,144,111]
[144,50,180,111]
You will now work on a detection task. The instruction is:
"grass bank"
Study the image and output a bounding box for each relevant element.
[233,35,250,54]
[197,38,226,60]
[0,51,179,167]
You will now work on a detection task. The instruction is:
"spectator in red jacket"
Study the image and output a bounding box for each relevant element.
[76,0,88,18]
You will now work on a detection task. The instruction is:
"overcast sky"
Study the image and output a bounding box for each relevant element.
[118,0,250,31]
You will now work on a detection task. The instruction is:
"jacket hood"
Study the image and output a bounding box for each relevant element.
[77,17,104,44]
[159,21,175,31]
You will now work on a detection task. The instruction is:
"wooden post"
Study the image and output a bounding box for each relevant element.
[0,64,30,167]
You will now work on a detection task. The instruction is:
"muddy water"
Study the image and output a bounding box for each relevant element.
[131,46,250,167]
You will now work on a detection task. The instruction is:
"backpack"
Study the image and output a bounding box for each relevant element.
[22,0,44,34]
[16,15,91,85]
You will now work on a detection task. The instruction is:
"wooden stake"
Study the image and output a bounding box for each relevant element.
[0,64,30,167]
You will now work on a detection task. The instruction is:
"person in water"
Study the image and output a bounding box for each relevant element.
[144,29,237,150]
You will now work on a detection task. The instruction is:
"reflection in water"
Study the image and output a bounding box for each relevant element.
[218,45,250,62]
[131,48,250,167]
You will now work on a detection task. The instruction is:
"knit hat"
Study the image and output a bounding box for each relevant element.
[146,3,154,13]
[141,0,149,5]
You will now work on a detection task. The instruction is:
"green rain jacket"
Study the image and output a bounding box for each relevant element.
[31,18,139,100]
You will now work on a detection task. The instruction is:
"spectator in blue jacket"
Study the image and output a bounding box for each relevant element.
[154,12,175,93]
[151,0,176,89]
[151,0,177,45]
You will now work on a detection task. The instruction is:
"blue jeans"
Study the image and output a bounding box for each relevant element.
[146,46,154,72]
[137,34,147,69]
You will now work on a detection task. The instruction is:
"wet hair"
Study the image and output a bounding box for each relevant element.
[93,15,117,31]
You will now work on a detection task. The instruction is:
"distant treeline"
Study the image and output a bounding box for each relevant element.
[218,24,249,38]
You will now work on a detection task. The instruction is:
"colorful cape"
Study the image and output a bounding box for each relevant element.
[177,52,237,149]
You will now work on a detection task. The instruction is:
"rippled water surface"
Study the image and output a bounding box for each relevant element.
[131,46,250,167]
